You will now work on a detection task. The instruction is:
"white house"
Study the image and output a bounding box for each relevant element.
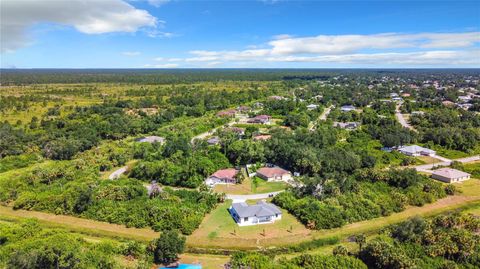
[398,145,436,157]
[229,201,282,226]
[340,105,356,112]
[136,136,165,144]
[431,168,471,183]
[306,104,319,110]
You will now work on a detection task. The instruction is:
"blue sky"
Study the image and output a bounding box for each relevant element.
[1,0,479,68]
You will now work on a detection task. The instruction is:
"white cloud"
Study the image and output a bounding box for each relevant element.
[144,63,179,68]
[172,32,480,67]
[147,0,170,7]
[122,51,141,56]
[1,0,158,52]
[268,32,480,55]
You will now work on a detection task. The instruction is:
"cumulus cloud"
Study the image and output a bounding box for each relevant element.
[122,51,141,56]
[1,0,158,52]
[268,32,480,55]
[161,32,479,67]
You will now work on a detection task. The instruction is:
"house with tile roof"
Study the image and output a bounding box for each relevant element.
[229,201,282,226]
[205,168,239,186]
[256,166,292,182]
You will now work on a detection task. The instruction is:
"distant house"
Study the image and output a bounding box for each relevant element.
[306,104,319,110]
[205,168,239,186]
[247,115,271,124]
[398,145,436,157]
[256,166,292,182]
[390,93,399,98]
[253,134,272,141]
[442,100,455,107]
[237,106,251,113]
[225,127,245,136]
[333,122,359,130]
[401,93,411,97]
[340,105,356,112]
[411,111,425,116]
[458,96,472,103]
[229,201,282,226]
[431,168,471,183]
[136,136,165,144]
[217,109,236,117]
[206,136,221,145]
[392,97,403,102]
[269,95,286,101]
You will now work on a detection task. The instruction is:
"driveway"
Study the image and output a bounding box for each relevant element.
[226,191,284,202]
[108,166,128,180]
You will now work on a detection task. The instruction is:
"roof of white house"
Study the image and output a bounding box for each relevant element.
[432,168,470,179]
[398,145,435,154]
[231,201,282,218]
[136,136,165,143]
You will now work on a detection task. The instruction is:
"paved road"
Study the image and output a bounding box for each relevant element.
[309,105,333,131]
[108,166,128,180]
[319,105,334,121]
[413,155,479,173]
[226,191,284,202]
[395,103,416,131]
[190,116,244,143]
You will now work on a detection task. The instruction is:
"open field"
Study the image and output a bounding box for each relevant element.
[213,177,287,195]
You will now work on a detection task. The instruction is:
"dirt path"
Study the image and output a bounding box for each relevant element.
[0,206,159,241]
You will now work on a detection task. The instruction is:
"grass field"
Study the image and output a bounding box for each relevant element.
[213,177,287,195]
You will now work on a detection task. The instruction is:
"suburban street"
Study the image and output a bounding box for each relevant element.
[413,155,479,173]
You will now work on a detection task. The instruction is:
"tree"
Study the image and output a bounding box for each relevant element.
[152,230,186,265]
[355,234,367,251]
[333,245,349,256]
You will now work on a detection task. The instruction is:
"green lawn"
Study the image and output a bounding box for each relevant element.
[213,177,287,195]
[461,162,480,178]
[187,200,310,249]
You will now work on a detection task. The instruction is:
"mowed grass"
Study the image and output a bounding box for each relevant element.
[213,177,287,195]
[179,253,229,269]
[186,200,311,249]
[0,206,159,242]
[415,155,443,165]
[187,178,480,250]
